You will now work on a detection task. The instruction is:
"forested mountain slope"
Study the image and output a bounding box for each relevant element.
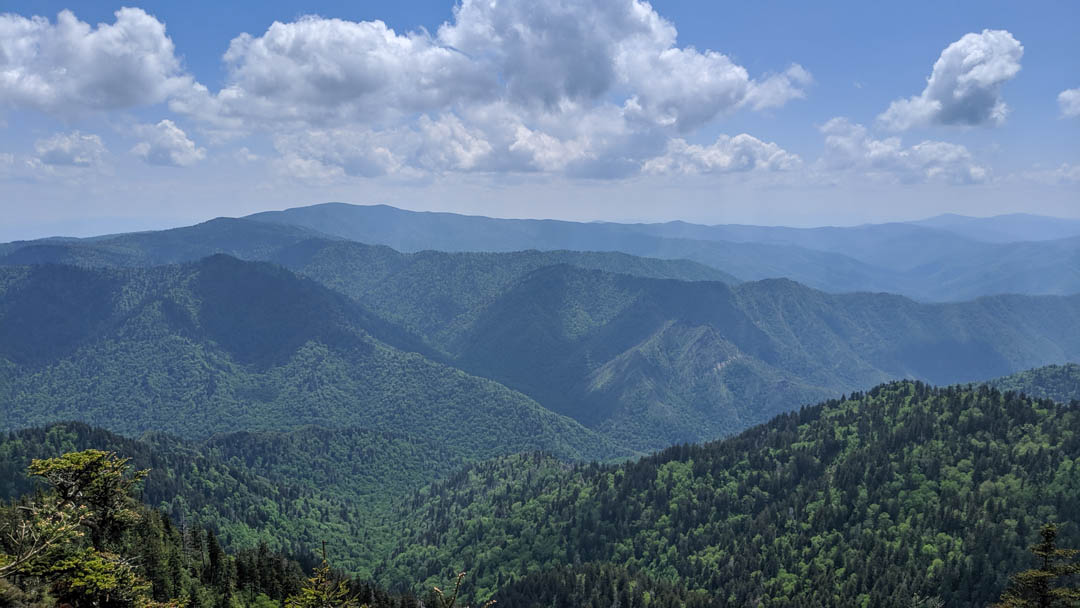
[248,203,1080,301]
[988,363,1080,403]
[0,215,737,284]
[3,254,1078,453]
[0,257,623,462]
[0,422,460,573]
[0,218,327,267]
[4,367,1078,604]
[344,262,1080,449]
[5,204,1079,303]
[380,380,1080,607]
[271,239,735,349]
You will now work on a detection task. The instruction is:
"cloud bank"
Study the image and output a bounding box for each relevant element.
[821,118,987,184]
[0,4,1042,193]
[168,0,811,178]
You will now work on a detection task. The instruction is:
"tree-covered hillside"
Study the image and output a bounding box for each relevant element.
[379,381,1080,607]
[0,448,427,608]
[0,257,623,462]
[4,367,1078,604]
[988,363,1080,404]
[273,238,737,347]
[393,263,1079,449]
[248,203,1080,301]
[3,255,1078,453]
[0,422,464,574]
[0,218,327,267]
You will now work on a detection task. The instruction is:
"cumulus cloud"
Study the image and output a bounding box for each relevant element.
[414,114,494,171]
[179,0,810,132]
[170,16,493,127]
[0,4,810,180]
[434,0,810,132]
[643,134,800,175]
[168,0,809,177]
[1060,88,1080,118]
[878,29,1022,130]
[131,120,205,167]
[33,131,106,167]
[273,129,404,178]
[820,118,987,184]
[0,8,190,117]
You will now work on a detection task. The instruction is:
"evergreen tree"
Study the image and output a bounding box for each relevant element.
[285,546,359,608]
[995,523,1080,607]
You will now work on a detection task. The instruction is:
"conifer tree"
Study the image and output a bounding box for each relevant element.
[995,523,1080,607]
[285,544,360,608]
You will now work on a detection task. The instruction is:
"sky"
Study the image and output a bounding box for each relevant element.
[0,0,1077,240]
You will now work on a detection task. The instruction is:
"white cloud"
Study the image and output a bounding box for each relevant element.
[643,134,800,175]
[273,129,404,178]
[439,0,809,132]
[0,8,190,117]
[744,64,813,111]
[170,16,492,128]
[878,29,1022,130]
[1,4,811,182]
[1022,163,1080,185]
[414,114,494,171]
[1059,88,1080,118]
[132,120,205,167]
[33,131,106,167]
[820,117,987,184]
[169,0,809,177]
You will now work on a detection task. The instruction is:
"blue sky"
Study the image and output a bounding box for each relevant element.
[0,0,1077,240]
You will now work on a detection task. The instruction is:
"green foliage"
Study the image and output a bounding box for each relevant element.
[487,563,717,608]
[0,423,462,574]
[1,450,166,607]
[0,258,623,462]
[1,450,423,608]
[994,523,1080,607]
[286,555,359,608]
[424,572,493,608]
[379,382,1080,606]
[4,230,1080,453]
[29,449,147,548]
[991,364,1080,404]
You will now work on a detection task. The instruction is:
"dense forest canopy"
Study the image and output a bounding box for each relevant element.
[2,368,1079,606]
[2,255,1078,453]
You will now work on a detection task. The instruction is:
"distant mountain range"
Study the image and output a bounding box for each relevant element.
[2,205,1080,451]
[910,212,1080,243]
[0,257,626,462]
[3,202,1078,605]
[2,241,1078,451]
[3,204,1080,301]
[245,204,1080,301]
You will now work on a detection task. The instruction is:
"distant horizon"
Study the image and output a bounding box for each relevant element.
[1,1,1077,242]
[5,200,1080,244]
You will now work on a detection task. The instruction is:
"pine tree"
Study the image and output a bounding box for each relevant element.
[994,523,1080,607]
[285,544,359,608]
